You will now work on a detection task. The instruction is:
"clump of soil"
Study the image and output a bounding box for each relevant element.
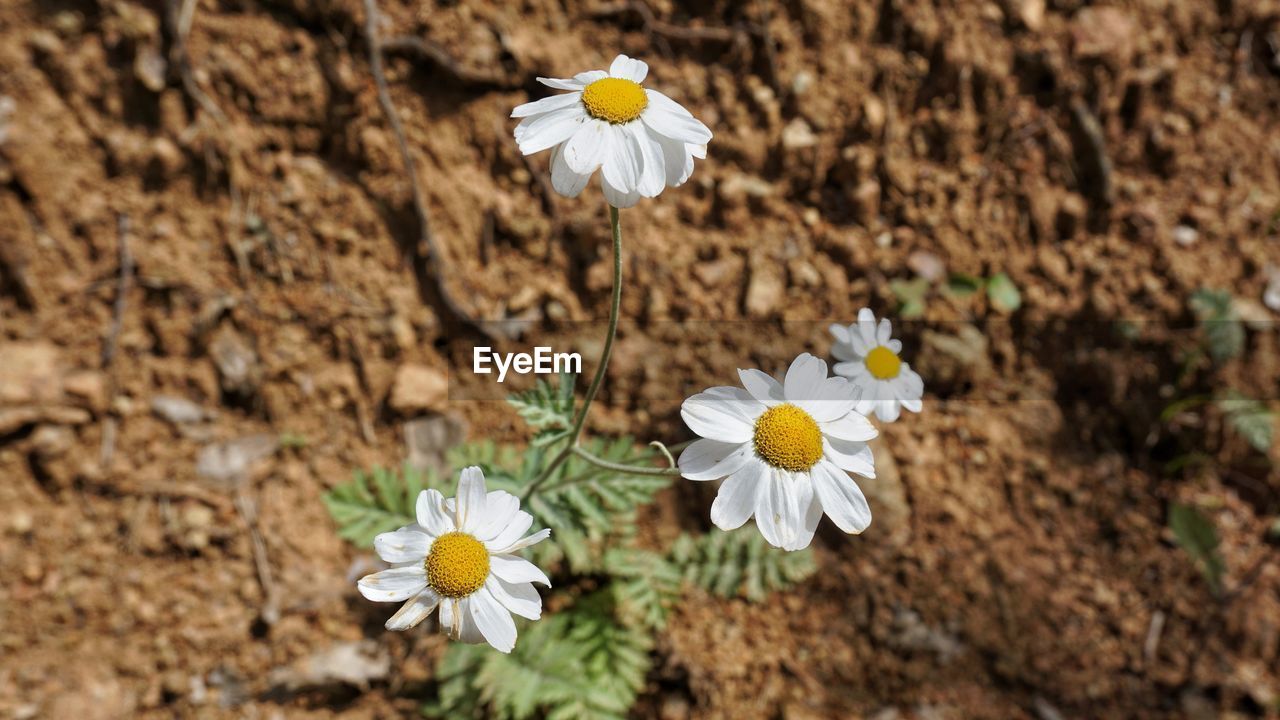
[2,0,1279,718]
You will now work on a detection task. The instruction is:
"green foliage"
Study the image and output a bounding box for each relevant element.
[604,548,683,631]
[322,465,427,547]
[1190,288,1244,363]
[890,277,929,318]
[425,593,651,720]
[1217,392,1274,454]
[1169,503,1224,595]
[670,526,817,601]
[509,372,577,447]
[985,272,1022,313]
[945,273,983,297]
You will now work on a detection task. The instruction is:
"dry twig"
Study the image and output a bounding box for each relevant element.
[380,36,518,88]
[102,214,133,370]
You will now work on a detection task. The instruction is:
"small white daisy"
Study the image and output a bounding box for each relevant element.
[677,353,879,551]
[830,308,925,423]
[510,54,711,208]
[357,467,550,653]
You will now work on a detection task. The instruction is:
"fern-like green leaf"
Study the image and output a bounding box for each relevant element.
[1190,288,1244,363]
[424,591,649,720]
[1218,391,1274,454]
[603,548,682,631]
[671,527,817,602]
[322,465,428,547]
[508,372,576,431]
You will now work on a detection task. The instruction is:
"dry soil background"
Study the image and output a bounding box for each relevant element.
[3,0,1280,718]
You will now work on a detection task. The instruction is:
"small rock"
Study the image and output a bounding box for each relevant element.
[0,342,63,405]
[63,370,107,413]
[404,414,467,477]
[267,640,391,692]
[849,179,881,225]
[389,364,449,414]
[31,424,74,460]
[196,434,277,484]
[133,44,167,92]
[1233,297,1273,331]
[1172,224,1198,246]
[209,325,261,396]
[862,96,886,137]
[1264,265,1280,312]
[745,263,785,318]
[862,440,911,547]
[1072,6,1134,65]
[152,395,213,424]
[1018,0,1045,31]
[693,256,744,288]
[781,117,818,150]
[907,250,946,282]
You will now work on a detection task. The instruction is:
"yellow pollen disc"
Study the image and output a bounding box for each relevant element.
[753,404,824,472]
[865,346,902,380]
[425,532,490,599]
[581,78,648,124]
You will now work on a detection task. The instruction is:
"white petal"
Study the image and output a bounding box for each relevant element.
[609,54,649,82]
[738,368,785,405]
[550,142,592,198]
[601,124,640,194]
[681,387,757,443]
[629,124,666,198]
[783,353,829,402]
[470,587,517,653]
[385,589,441,631]
[490,554,551,586]
[811,460,872,534]
[641,91,712,144]
[875,399,902,423]
[438,598,457,635]
[357,566,428,603]
[710,461,764,530]
[601,174,641,208]
[537,70,607,90]
[483,510,533,552]
[795,380,859,422]
[823,436,876,478]
[877,318,893,344]
[563,118,610,174]
[489,527,550,555]
[373,527,432,564]
[833,360,869,381]
[856,308,878,346]
[516,110,586,155]
[821,411,878,443]
[415,488,455,536]
[786,494,823,551]
[471,490,520,541]
[486,576,542,620]
[655,133,695,187]
[454,597,486,644]
[511,91,582,118]
[678,438,752,481]
[455,466,487,532]
[754,469,806,550]
[887,339,903,353]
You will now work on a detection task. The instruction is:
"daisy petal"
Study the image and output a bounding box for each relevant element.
[490,554,551,586]
[821,411,878,442]
[385,589,441,631]
[642,91,713,143]
[655,133,695,187]
[358,566,428,603]
[783,353,829,403]
[470,587,518,653]
[609,54,649,82]
[511,91,582,118]
[786,494,823,551]
[754,468,806,550]
[483,510,533,552]
[456,466,487,532]
[710,461,763,530]
[438,598,457,635]
[471,490,520,541]
[373,527,432,564]
[681,387,756,443]
[550,143,593,198]
[486,576,542,620]
[489,527,551,555]
[823,436,876,478]
[454,597,486,644]
[678,438,752,481]
[563,119,610,174]
[738,368,785,405]
[516,110,586,155]
[601,124,640,193]
[877,318,893,344]
[601,174,641,208]
[629,123,666,197]
[416,488,455,536]
[812,460,872,534]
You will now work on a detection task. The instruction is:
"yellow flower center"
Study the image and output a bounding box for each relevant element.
[865,346,902,380]
[752,404,824,472]
[425,532,490,599]
[581,77,648,124]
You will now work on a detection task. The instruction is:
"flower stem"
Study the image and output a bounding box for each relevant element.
[570,445,681,477]
[522,205,624,499]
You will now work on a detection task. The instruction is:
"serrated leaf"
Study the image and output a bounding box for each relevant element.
[672,526,816,602]
[890,277,929,319]
[1190,288,1244,363]
[986,272,1021,313]
[322,464,427,547]
[1217,392,1274,454]
[508,373,576,431]
[1169,503,1224,595]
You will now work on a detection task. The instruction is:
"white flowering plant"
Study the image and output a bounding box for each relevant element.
[325,53,924,719]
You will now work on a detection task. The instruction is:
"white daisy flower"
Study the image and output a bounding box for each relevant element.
[356,466,550,653]
[677,353,879,551]
[510,53,712,208]
[830,308,925,423]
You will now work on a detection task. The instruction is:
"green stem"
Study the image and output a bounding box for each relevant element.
[570,445,681,478]
[522,205,624,499]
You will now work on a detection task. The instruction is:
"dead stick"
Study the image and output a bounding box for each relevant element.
[103,214,133,369]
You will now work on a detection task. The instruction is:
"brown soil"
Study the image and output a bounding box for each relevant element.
[3,0,1280,718]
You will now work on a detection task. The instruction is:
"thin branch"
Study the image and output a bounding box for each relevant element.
[380,36,519,87]
[570,445,681,477]
[102,214,133,369]
[167,0,226,124]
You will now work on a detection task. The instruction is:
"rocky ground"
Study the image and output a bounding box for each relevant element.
[2,0,1280,717]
